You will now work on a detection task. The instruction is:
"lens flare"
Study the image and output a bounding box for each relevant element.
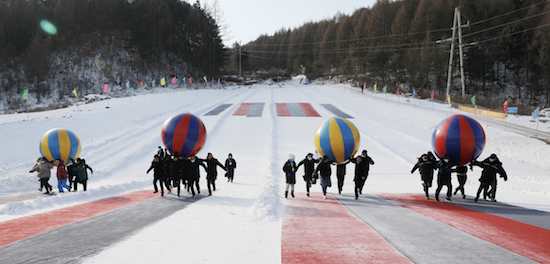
[40,20,57,35]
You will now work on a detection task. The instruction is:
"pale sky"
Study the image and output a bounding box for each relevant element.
[208,0,378,46]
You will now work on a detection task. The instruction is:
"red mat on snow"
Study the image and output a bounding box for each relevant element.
[377,193,550,263]
[0,190,158,247]
[282,192,411,263]
[232,103,253,116]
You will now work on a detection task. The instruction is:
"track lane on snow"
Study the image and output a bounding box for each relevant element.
[335,193,535,264]
[0,194,204,264]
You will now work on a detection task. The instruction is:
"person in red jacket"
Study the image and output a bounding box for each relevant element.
[55,160,71,193]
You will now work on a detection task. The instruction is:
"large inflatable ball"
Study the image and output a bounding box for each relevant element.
[39,128,81,165]
[432,115,486,166]
[161,112,206,157]
[314,117,360,164]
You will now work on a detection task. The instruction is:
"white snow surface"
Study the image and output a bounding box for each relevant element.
[0,78,549,263]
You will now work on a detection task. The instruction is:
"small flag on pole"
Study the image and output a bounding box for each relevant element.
[382,85,387,93]
[532,106,540,120]
[412,88,416,98]
[396,88,399,95]
[218,79,220,85]
[203,76,207,82]
[140,81,144,89]
[103,83,109,93]
[172,77,177,84]
[502,100,509,113]
[72,88,78,98]
[430,91,434,101]
[161,77,166,86]
[446,95,451,104]
[189,77,193,84]
[363,83,366,89]
[126,81,130,91]
[471,95,476,106]
[152,80,155,88]
[374,84,377,92]
[22,89,28,100]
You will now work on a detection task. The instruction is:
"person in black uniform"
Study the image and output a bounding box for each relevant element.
[296,153,319,197]
[350,156,365,199]
[283,154,297,198]
[169,154,184,197]
[147,155,166,196]
[205,153,227,196]
[335,160,350,195]
[185,155,206,196]
[453,165,468,199]
[358,150,374,194]
[411,153,437,199]
[225,153,237,183]
[314,155,334,199]
[471,154,507,202]
[434,154,455,202]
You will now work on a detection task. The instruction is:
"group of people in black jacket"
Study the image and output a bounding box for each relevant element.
[283,150,375,200]
[411,152,507,202]
[147,146,237,197]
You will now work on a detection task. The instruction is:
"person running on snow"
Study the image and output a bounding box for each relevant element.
[169,154,184,197]
[55,160,71,193]
[471,154,507,202]
[411,153,437,199]
[296,153,319,197]
[453,165,468,199]
[350,156,366,199]
[157,146,165,160]
[204,153,226,196]
[147,155,167,196]
[72,158,92,192]
[314,155,334,199]
[434,154,456,202]
[224,153,237,183]
[283,154,297,198]
[185,155,207,197]
[30,157,54,194]
[335,160,350,195]
[357,150,375,195]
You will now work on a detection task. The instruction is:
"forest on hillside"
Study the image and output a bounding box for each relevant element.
[240,0,550,109]
[0,0,225,110]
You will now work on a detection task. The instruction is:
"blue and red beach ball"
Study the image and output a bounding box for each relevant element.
[432,115,486,166]
[161,112,206,157]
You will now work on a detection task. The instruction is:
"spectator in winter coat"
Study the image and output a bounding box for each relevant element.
[411,154,437,199]
[55,160,71,193]
[224,153,237,183]
[147,155,166,196]
[453,165,468,199]
[471,154,507,202]
[358,150,375,194]
[283,154,297,198]
[296,153,319,197]
[314,155,334,199]
[185,155,207,196]
[205,153,227,196]
[29,157,54,194]
[434,154,456,202]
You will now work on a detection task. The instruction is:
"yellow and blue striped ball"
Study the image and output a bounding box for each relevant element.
[39,128,81,165]
[314,117,360,164]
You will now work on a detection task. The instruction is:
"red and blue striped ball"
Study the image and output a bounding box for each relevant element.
[432,115,485,166]
[161,112,207,157]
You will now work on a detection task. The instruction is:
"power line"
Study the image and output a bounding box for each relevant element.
[470,1,547,26]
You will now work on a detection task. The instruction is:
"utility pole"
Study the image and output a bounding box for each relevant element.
[239,41,242,77]
[445,7,467,99]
